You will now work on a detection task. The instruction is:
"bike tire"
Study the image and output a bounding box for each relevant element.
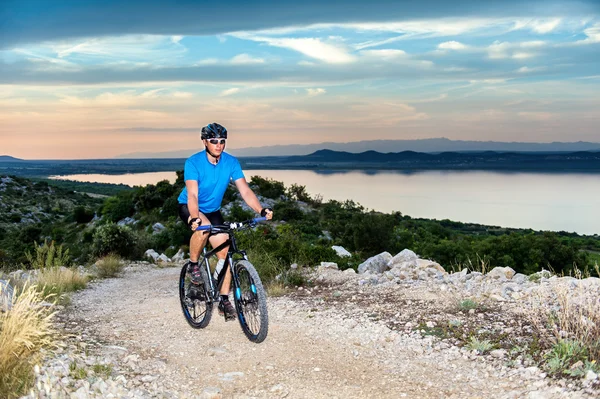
[178,263,213,329]
[233,260,269,343]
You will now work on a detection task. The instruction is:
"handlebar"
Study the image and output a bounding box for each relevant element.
[195,217,267,232]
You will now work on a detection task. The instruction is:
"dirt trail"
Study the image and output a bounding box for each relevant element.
[63,265,591,398]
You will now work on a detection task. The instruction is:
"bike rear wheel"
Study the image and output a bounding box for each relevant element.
[233,260,268,343]
[179,262,213,329]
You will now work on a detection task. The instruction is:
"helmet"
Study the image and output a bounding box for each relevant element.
[200,123,228,140]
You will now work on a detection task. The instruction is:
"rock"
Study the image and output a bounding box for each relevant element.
[491,349,507,359]
[0,280,14,311]
[487,266,516,280]
[152,223,166,233]
[157,254,170,263]
[117,217,136,226]
[172,249,186,262]
[358,252,392,274]
[201,387,222,399]
[388,249,418,269]
[343,268,356,274]
[585,370,598,381]
[319,262,339,270]
[144,249,160,262]
[331,245,351,257]
[417,259,446,274]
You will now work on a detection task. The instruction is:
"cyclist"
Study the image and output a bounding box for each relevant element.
[177,122,273,321]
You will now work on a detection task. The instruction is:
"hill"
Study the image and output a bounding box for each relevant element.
[117,138,600,158]
[0,155,23,162]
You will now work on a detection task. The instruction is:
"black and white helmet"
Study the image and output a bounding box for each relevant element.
[200,123,228,140]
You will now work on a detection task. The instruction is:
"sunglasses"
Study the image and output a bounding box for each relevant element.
[207,139,226,145]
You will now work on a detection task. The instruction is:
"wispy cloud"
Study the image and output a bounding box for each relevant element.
[438,41,467,50]
[232,34,355,64]
[220,88,240,96]
[306,88,326,96]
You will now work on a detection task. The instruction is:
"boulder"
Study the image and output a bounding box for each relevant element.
[416,259,445,274]
[358,252,392,274]
[157,254,170,263]
[319,262,339,270]
[0,280,13,311]
[117,217,136,226]
[172,249,186,262]
[387,249,418,269]
[487,266,516,280]
[331,246,351,258]
[145,249,160,262]
[152,223,166,233]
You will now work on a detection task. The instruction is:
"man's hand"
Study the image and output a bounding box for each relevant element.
[188,217,201,231]
[260,207,273,220]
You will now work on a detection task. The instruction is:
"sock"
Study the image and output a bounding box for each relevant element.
[189,261,198,271]
[221,294,229,302]
[213,258,225,279]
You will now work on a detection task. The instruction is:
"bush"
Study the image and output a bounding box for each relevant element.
[227,204,254,222]
[25,241,71,269]
[0,285,56,398]
[101,192,135,222]
[73,206,95,224]
[249,176,285,199]
[92,223,137,258]
[95,254,124,278]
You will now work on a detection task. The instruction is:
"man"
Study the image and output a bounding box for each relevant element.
[177,122,273,321]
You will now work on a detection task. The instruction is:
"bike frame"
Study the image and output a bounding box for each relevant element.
[195,218,265,303]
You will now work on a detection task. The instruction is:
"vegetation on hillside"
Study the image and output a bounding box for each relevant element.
[0,173,598,278]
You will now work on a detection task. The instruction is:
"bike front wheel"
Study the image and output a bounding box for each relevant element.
[179,263,213,329]
[233,260,269,343]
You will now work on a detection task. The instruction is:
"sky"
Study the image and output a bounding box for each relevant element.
[1,0,599,159]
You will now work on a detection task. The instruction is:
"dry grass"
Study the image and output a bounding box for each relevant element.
[36,267,88,302]
[0,285,57,398]
[525,272,600,374]
[95,254,124,278]
[265,280,291,297]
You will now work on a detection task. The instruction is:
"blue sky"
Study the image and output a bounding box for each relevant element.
[1,0,599,159]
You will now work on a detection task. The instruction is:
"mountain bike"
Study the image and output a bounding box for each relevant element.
[178,217,269,343]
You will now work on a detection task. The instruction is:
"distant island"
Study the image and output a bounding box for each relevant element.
[2,149,600,177]
[117,137,600,158]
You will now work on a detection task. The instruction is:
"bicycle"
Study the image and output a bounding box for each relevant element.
[178,217,269,343]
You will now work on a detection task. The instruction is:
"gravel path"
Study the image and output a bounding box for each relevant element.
[28,264,598,398]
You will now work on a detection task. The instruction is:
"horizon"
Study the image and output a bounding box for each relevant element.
[1,1,599,159]
[2,137,600,161]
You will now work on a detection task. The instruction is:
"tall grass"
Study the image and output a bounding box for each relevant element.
[95,254,124,278]
[0,285,56,398]
[36,267,88,302]
[525,268,600,375]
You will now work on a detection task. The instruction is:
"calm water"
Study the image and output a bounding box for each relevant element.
[50,170,600,235]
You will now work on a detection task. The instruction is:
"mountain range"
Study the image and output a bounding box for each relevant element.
[116,138,600,158]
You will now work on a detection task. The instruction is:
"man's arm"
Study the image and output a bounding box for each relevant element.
[186,180,201,229]
[234,178,273,219]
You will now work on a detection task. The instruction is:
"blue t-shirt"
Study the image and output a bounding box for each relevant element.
[177,151,244,213]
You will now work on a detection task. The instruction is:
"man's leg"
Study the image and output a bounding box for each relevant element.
[188,213,211,283]
[209,233,235,320]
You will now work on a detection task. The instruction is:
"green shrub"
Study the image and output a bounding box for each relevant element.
[25,241,71,269]
[544,339,589,375]
[92,223,137,258]
[101,192,135,222]
[73,206,95,224]
[227,204,255,222]
[249,176,285,199]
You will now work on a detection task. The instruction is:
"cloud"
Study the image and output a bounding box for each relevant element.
[233,34,354,64]
[513,18,562,33]
[220,88,240,96]
[5,1,597,48]
[230,54,265,65]
[517,66,547,73]
[438,41,467,50]
[306,88,326,96]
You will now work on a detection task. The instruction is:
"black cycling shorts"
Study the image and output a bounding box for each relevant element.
[178,204,225,227]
